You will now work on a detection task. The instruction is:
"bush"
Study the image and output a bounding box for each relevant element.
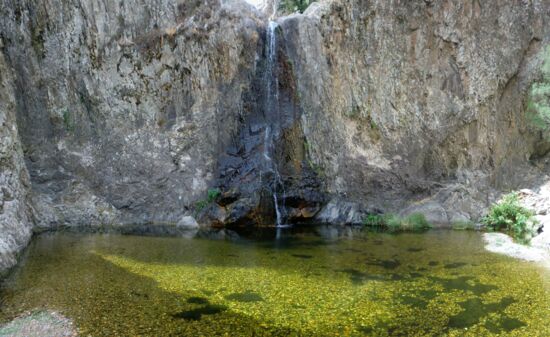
[363,213,432,232]
[363,214,384,227]
[279,0,315,14]
[195,188,221,213]
[207,188,221,203]
[400,213,431,231]
[482,193,537,243]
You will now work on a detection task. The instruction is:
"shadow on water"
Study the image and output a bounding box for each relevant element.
[0,243,297,336]
[448,297,525,331]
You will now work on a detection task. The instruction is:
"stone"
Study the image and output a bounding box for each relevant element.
[399,201,448,226]
[483,233,548,262]
[198,204,228,228]
[0,311,76,337]
[177,216,199,230]
[315,198,366,226]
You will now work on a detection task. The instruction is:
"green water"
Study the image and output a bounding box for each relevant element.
[0,228,549,336]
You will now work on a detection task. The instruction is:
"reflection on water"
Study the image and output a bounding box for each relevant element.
[0,227,549,336]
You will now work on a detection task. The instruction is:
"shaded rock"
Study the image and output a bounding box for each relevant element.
[315,198,367,226]
[198,204,228,228]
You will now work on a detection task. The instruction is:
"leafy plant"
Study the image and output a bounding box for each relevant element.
[279,0,316,14]
[363,213,432,232]
[62,109,74,132]
[195,188,221,214]
[363,214,384,227]
[482,193,537,243]
[195,200,209,213]
[400,213,431,231]
[207,188,221,202]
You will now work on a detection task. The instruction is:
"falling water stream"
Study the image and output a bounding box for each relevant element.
[263,21,287,228]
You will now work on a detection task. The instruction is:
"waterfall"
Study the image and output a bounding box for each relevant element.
[264,21,287,228]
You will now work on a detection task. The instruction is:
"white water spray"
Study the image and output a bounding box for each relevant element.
[263,21,287,228]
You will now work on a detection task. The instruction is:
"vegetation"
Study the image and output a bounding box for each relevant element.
[62,109,74,132]
[303,140,325,177]
[195,188,221,213]
[527,45,550,134]
[279,0,316,14]
[363,213,432,232]
[482,193,537,243]
[207,188,221,202]
[451,221,476,231]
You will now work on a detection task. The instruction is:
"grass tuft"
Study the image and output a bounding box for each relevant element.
[363,213,432,232]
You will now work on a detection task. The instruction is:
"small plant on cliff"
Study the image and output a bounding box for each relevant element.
[207,188,221,202]
[482,193,537,243]
[195,188,222,213]
[527,45,550,134]
[62,109,74,132]
[279,0,316,14]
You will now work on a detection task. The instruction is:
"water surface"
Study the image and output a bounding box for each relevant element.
[1,228,549,336]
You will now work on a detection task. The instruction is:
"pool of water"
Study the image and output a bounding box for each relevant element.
[1,228,549,336]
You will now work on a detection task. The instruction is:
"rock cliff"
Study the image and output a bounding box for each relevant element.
[282,0,550,223]
[1,0,550,273]
[0,0,264,228]
[0,49,33,275]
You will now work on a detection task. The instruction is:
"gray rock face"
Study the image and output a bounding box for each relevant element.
[0,51,33,275]
[0,0,264,227]
[281,0,550,222]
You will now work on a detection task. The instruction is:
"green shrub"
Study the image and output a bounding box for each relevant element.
[62,109,74,132]
[195,188,221,214]
[400,213,431,231]
[195,200,209,213]
[279,0,316,14]
[363,214,384,227]
[207,188,221,203]
[363,213,432,232]
[482,193,537,243]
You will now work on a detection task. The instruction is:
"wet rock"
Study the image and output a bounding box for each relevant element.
[224,197,264,227]
[0,311,77,337]
[198,204,228,228]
